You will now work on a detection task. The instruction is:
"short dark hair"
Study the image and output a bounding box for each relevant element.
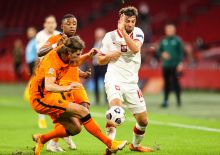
[62,14,76,22]
[165,22,176,27]
[119,6,138,19]
[45,15,56,22]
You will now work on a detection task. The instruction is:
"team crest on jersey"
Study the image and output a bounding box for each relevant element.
[121,45,127,52]
[48,68,55,75]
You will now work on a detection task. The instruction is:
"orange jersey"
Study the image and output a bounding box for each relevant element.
[30,50,69,100]
[46,34,80,83]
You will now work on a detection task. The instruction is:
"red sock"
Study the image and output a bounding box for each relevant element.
[41,124,68,144]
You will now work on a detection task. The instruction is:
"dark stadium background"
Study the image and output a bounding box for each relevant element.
[0,0,220,90]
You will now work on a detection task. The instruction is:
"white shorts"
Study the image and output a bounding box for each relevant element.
[105,82,147,114]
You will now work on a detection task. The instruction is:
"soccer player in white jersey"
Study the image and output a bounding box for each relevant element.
[36,15,60,55]
[35,15,60,129]
[35,15,76,152]
[98,6,153,154]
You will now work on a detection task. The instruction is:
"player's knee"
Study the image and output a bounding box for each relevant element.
[72,125,82,135]
[139,118,148,127]
[79,105,90,117]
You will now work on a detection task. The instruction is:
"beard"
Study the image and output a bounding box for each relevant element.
[125,27,133,34]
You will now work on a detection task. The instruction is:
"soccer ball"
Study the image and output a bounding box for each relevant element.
[106,106,125,126]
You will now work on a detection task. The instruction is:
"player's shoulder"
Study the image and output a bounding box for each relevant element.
[48,33,62,43]
[134,27,144,34]
[175,35,183,42]
[36,30,45,38]
[42,50,56,65]
[54,30,60,35]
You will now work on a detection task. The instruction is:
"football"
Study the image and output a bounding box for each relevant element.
[106,106,125,126]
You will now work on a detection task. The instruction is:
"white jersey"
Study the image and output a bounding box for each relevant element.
[36,29,60,53]
[100,27,144,84]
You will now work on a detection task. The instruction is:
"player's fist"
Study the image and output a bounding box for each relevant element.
[162,52,170,60]
[57,33,68,46]
[89,48,99,57]
[79,68,92,79]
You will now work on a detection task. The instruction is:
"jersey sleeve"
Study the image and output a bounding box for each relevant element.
[133,28,144,44]
[99,33,110,55]
[44,60,57,78]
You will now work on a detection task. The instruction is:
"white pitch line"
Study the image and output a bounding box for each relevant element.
[92,112,220,133]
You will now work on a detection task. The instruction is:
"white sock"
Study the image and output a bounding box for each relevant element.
[106,126,117,140]
[48,140,57,146]
[132,123,146,147]
[38,114,45,119]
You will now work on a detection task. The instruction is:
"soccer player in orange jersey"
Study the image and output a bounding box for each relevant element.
[30,36,127,155]
[38,14,96,152]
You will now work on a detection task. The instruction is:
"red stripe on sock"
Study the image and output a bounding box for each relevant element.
[133,126,145,135]
[106,122,115,128]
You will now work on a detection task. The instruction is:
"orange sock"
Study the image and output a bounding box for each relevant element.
[81,114,112,148]
[41,124,68,144]
[52,123,60,142]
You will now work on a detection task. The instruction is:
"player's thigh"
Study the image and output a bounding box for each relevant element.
[124,84,147,115]
[62,102,89,118]
[105,82,123,106]
[31,94,69,123]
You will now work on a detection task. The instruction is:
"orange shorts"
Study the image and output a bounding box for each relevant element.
[30,93,69,123]
[63,87,90,104]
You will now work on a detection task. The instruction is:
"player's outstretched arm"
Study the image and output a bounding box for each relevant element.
[38,45,54,57]
[79,48,98,65]
[97,51,121,65]
[45,77,82,92]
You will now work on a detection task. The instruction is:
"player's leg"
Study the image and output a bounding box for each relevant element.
[162,67,171,107]
[59,102,127,152]
[104,82,124,155]
[104,82,124,140]
[172,67,181,106]
[38,114,47,128]
[31,96,81,154]
[124,84,153,152]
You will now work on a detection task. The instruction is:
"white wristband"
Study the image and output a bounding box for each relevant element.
[52,43,57,49]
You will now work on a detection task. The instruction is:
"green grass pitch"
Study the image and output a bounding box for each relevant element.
[0,83,220,155]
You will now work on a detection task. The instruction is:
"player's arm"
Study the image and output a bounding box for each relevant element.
[45,77,82,92]
[79,68,91,79]
[97,52,121,65]
[38,34,67,57]
[79,48,98,65]
[97,33,121,65]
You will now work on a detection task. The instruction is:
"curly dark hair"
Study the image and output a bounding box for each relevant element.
[58,36,85,54]
[119,6,138,19]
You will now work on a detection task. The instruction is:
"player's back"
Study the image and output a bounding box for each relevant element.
[30,50,68,100]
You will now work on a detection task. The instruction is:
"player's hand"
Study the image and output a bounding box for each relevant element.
[162,52,170,60]
[66,82,82,91]
[108,51,121,61]
[89,48,99,57]
[79,68,92,79]
[57,33,68,46]
[118,14,126,32]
